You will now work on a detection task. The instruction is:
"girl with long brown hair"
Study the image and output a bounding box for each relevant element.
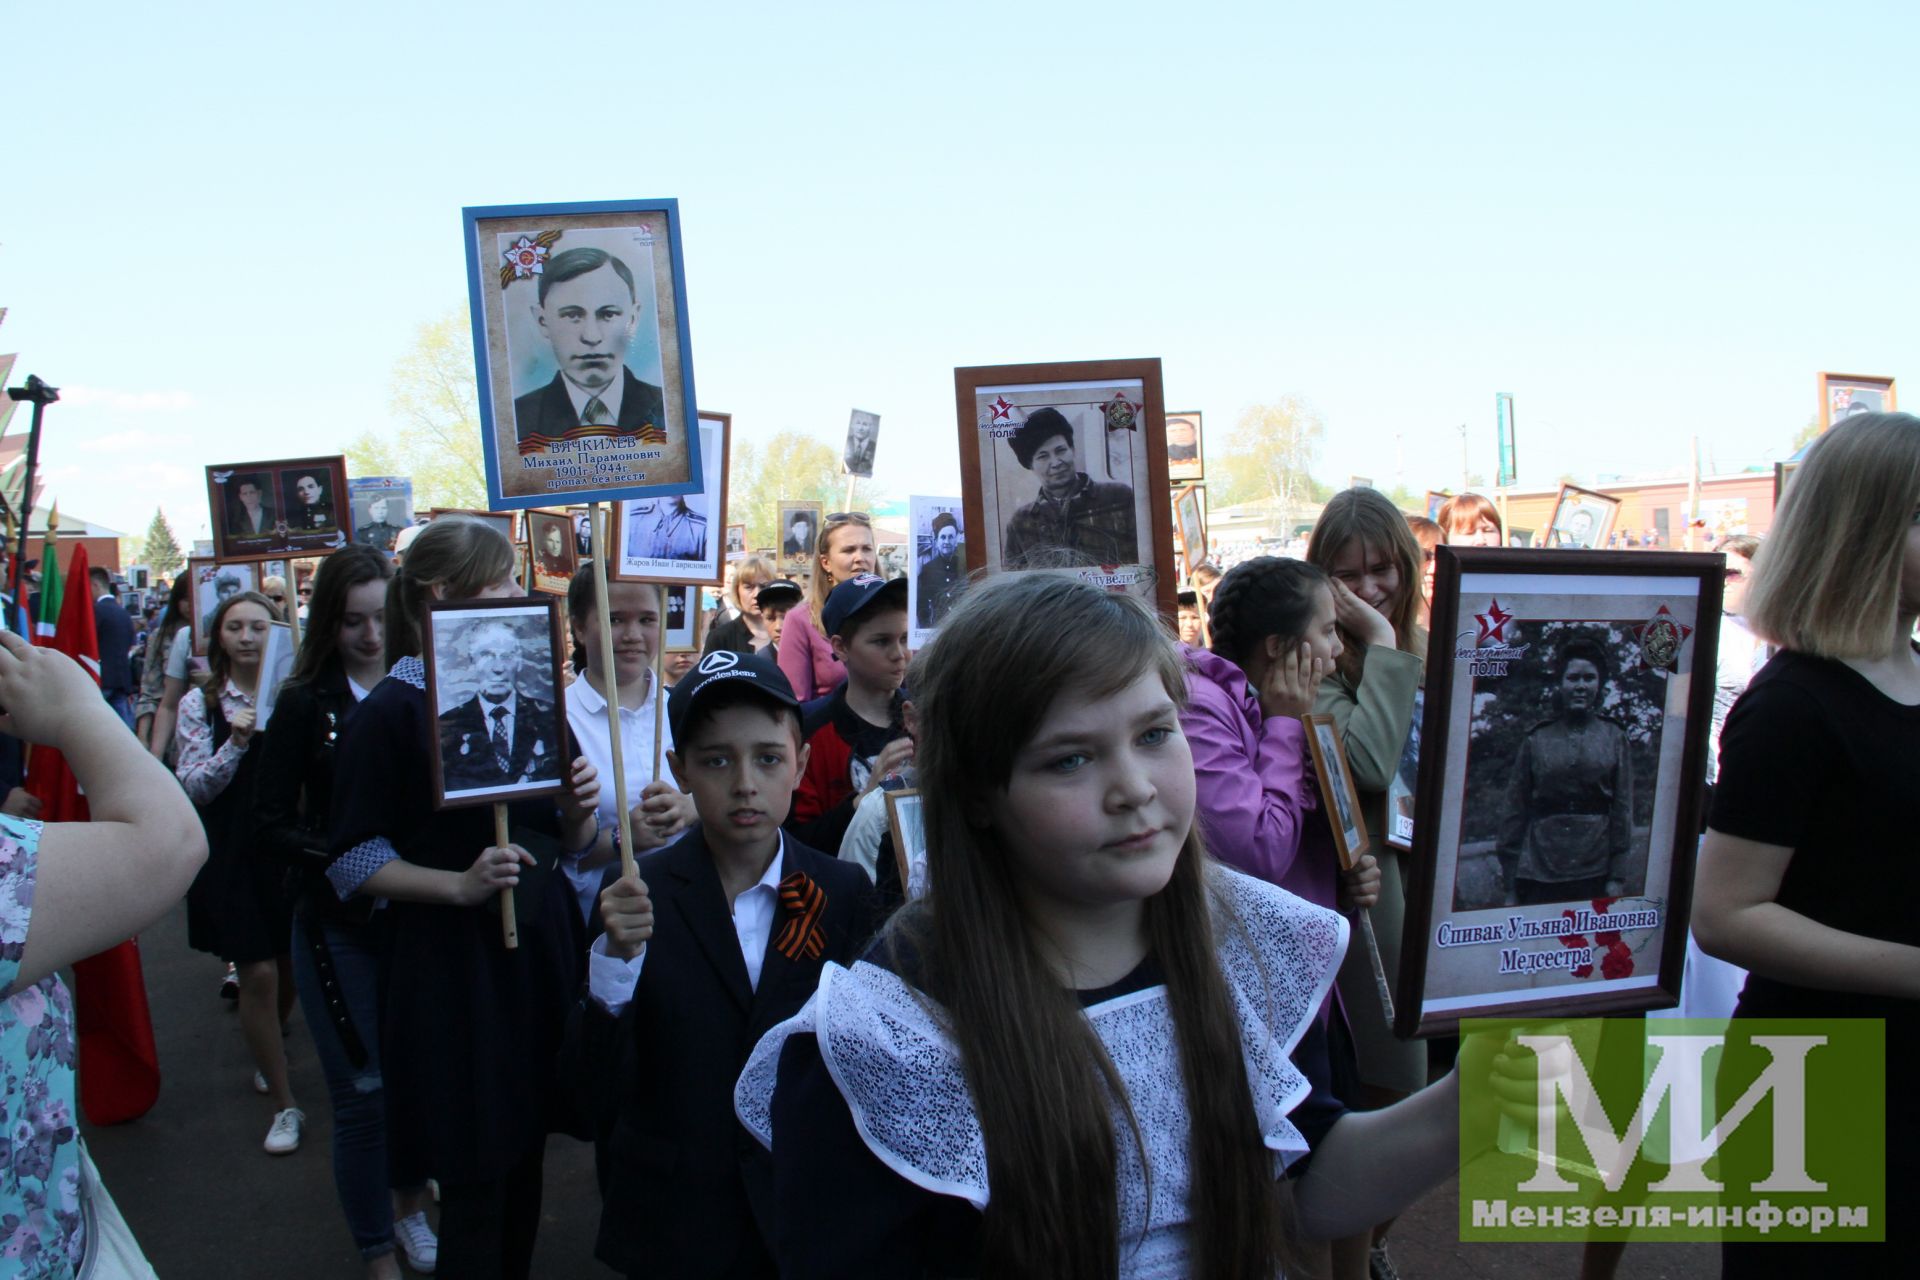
[326,517,600,1279]
[776,511,876,699]
[1306,486,1428,1279]
[736,572,1469,1276]
[175,589,304,1154]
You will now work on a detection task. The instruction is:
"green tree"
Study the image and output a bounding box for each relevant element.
[1207,397,1326,517]
[143,508,183,578]
[727,431,844,551]
[344,312,487,511]
[1790,415,1820,452]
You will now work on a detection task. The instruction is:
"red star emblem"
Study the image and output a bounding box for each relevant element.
[1632,604,1694,671]
[1474,598,1514,646]
[989,396,1015,423]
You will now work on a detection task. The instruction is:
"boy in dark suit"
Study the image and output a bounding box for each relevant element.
[577,650,876,1279]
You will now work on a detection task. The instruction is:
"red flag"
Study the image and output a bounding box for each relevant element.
[24,546,162,1124]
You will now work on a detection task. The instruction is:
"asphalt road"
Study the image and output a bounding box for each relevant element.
[79,900,1717,1278]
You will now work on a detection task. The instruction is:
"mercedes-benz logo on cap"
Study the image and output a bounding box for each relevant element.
[697,651,740,676]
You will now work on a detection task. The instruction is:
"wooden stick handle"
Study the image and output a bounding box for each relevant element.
[1355,908,1392,1025]
[653,584,668,789]
[494,802,518,950]
[587,504,637,880]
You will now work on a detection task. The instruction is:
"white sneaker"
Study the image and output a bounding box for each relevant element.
[394,1211,438,1273]
[252,1070,269,1095]
[263,1107,305,1155]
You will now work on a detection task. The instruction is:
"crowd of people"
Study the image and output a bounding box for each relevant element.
[0,414,1911,1277]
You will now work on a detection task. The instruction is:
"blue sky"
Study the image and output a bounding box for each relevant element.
[4,1,1915,540]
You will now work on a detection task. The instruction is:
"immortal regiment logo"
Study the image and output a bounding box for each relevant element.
[985,396,1021,437]
[1456,598,1530,676]
[1460,1018,1884,1243]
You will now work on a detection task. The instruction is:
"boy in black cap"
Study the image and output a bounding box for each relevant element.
[574,650,876,1279]
[788,573,910,856]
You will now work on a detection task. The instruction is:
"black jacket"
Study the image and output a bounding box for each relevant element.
[253,663,368,921]
[565,829,877,1279]
[94,594,136,694]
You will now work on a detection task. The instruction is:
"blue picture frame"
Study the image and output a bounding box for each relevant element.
[461,198,704,511]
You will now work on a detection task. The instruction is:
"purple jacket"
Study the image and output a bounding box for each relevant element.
[1180,644,1334,911]
[777,609,845,702]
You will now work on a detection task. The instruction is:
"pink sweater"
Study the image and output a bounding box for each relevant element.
[776,609,845,702]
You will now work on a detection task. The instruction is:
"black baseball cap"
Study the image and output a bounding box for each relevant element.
[754,578,804,608]
[667,650,802,746]
[821,573,907,638]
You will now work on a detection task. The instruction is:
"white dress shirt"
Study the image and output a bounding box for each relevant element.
[562,370,625,425]
[562,672,678,924]
[588,835,786,1014]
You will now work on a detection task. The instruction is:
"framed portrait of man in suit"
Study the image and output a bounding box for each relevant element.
[608,411,730,587]
[206,455,350,562]
[423,596,570,810]
[462,199,705,511]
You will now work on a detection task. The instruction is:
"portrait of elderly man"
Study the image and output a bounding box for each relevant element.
[437,620,562,793]
[1000,407,1138,568]
[626,495,707,562]
[844,411,879,478]
[916,511,965,628]
[513,246,668,453]
[226,474,276,537]
[200,570,245,635]
[354,495,404,551]
[284,471,336,531]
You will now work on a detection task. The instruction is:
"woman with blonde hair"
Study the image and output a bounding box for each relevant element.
[703,553,778,656]
[777,511,877,699]
[1305,486,1428,1280]
[1694,412,1920,1274]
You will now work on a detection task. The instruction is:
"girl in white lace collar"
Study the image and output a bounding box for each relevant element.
[737,573,1483,1278]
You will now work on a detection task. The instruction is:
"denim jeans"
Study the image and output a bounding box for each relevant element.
[104,689,134,729]
[291,911,412,1261]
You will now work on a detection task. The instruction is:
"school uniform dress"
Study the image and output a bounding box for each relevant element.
[733,867,1349,1278]
[327,656,586,1280]
[568,829,876,1279]
[177,681,291,964]
[561,674,676,926]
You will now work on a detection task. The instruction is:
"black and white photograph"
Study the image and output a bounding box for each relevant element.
[843,409,880,478]
[954,359,1176,618]
[1384,690,1421,851]
[1817,371,1896,430]
[1544,483,1620,550]
[1165,410,1203,484]
[908,495,966,647]
[663,584,698,651]
[528,510,578,596]
[1303,713,1367,864]
[206,455,351,562]
[189,558,261,656]
[1395,547,1722,1037]
[875,543,908,581]
[610,411,729,586]
[1172,484,1207,573]
[886,789,928,901]
[348,476,413,553]
[423,597,569,809]
[725,523,747,559]
[462,200,702,509]
[777,500,824,577]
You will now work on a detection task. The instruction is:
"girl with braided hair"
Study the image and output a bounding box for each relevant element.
[1181,557,1378,913]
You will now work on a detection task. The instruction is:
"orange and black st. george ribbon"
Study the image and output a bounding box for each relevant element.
[774,871,827,962]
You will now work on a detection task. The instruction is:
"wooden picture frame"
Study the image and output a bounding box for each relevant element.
[430,508,520,544]
[1171,484,1208,575]
[461,198,704,510]
[527,509,579,596]
[608,411,730,587]
[1773,460,1800,504]
[423,595,569,810]
[1396,546,1721,1038]
[1816,371,1896,431]
[885,788,927,901]
[1165,410,1203,484]
[1544,483,1621,550]
[775,500,824,581]
[205,455,351,563]
[954,357,1177,620]
[1302,713,1370,867]
[187,558,261,657]
[346,476,413,553]
[725,523,747,561]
